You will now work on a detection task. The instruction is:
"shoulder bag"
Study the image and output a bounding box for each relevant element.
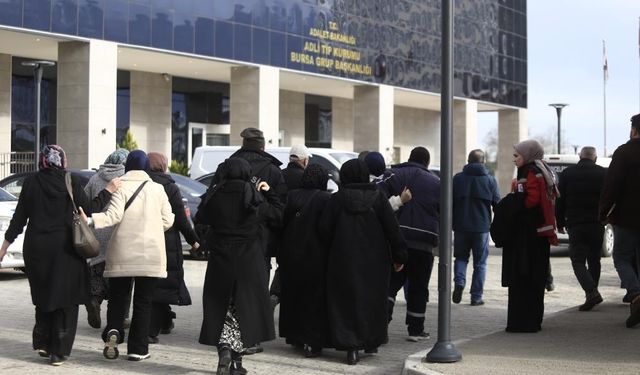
[65,172,100,259]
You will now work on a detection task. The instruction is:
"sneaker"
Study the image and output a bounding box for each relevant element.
[37,349,49,358]
[452,285,464,304]
[127,353,150,361]
[103,329,120,360]
[471,299,485,306]
[579,290,603,311]
[50,354,66,366]
[86,298,101,329]
[407,331,430,342]
[625,295,640,328]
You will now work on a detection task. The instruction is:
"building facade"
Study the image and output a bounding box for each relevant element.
[0,0,527,193]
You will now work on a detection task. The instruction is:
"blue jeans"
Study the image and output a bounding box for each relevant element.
[612,226,640,298]
[454,232,489,302]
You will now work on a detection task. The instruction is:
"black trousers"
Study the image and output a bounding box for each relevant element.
[149,302,174,337]
[33,305,79,357]
[568,223,604,293]
[102,277,157,355]
[387,248,434,335]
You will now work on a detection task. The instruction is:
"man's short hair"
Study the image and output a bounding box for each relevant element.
[409,147,430,166]
[467,149,485,163]
[579,146,597,161]
[631,114,640,132]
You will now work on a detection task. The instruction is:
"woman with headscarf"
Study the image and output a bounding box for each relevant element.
[502,139,559,333]
[197,157,281,375]
[83,149,174,361]
[0,145,118,366]
[318,159,407,365]
[147,152,199,343]
[82,148,129,329]
[278,164,332,358]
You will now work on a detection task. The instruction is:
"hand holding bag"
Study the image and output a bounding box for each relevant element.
[65,172,100,259]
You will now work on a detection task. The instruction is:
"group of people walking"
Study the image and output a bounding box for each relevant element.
[2,114,640,372]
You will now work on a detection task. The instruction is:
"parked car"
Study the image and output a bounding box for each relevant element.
[0,187,25,270]
[543,154,613,257]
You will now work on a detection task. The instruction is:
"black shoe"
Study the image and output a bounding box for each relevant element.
[546,283,555,292]
[148,335,159,344]
[579,290,603,311]
[217,346,232,375]
[625,295,640,328]
[37,349,49,358]
[160,320,174,335]
[346,350,359,365]
[471,299,485,306]
[303,344,322,358]
[50,354,66,366]
[230,352,248,375]
[452,284,464,304]
[103,329,120,360]
[86,298,101,329]
[364,347,378,354]
[243,344,263,355]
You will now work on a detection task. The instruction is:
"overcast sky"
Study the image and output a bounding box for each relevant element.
[478,0,640,157]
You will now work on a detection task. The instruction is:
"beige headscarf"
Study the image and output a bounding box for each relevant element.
[514,140,559,197]
[148,152,168,173]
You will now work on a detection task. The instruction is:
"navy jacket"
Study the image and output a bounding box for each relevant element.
[386,162,440,250]
[452,163,500,233]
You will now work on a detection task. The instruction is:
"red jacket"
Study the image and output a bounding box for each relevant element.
[512,169,559,245]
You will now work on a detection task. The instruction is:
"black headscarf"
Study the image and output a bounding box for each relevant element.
[340,159,370,185]
[200,157,261,213]
[125,150,150,172]
[301,164,328,190]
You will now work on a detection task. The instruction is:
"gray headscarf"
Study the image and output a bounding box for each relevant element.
[514,139,558,197]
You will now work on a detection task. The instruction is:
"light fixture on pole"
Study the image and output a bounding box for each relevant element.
[548,103,568,154]
[21,60,56,170]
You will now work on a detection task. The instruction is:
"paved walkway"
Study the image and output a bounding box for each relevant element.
[0,248,631,374]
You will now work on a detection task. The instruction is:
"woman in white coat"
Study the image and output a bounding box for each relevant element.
[83,150,174,361]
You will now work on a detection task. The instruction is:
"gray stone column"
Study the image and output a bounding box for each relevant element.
[353,85,394,162]
[331,97,354,151]
[394,107,440,165]
[57,40,117,169]
[279,90,305,147]
[0,54,11,178]
[497,108,528,196]
[129,71,172,157]
[230,66,280,146]
[452,99,478,173]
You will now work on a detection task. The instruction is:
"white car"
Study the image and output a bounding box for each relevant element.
[0,187,25,270]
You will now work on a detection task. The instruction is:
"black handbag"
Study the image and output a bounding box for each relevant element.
[65,172,100,259]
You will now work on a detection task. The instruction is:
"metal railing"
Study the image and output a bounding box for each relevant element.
[0,152,36,180]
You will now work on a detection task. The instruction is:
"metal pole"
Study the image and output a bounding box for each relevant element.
[34,65,43,170]
[556,107,562,154]
[425,0,461,363]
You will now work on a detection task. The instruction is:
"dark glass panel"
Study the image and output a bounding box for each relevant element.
[214,20,233,59]
[52,0,78,34]
[252,0,269,28]
[287,2,303,35]
[129,3,151,46]
[233,1,252,25]
[212,2,234,21]
[24,0,52,31]
[174,13,195,53]
[78,0,104,38]
[270,31,286,67]
[286,34,302,70]
[0,0,23,27]
[152,8,173,50]
[104,0,128,42]
[269,1,287,32]
[194,17,214,56]
[234,23,251,62]
[252,27,269,65]
[193,0,214,17]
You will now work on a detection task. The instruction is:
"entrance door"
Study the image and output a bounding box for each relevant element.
[188,123,206,166]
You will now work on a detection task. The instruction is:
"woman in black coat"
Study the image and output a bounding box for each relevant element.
[147,152,199,342]
[0,145,116,366]
[278,164,332,358]
[318,159,407,365]
[197,157,281,375]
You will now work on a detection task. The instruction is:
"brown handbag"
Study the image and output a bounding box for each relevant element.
[65,172,100,259]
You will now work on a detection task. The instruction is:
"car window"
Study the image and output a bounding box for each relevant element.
[170,174,207,198]
[198,174,214,188]
[0,188,17,202]
[329,152,358,164]
[0,177,25,198]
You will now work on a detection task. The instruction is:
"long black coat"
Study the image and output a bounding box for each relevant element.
[149,171,198,306]
[556,159,606,228]
[198,178,281,347]
[4,169,111,312]
[278,188,332,348]
[318,183,407,350]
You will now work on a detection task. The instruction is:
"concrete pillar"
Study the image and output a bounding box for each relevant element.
[394,106,440,165]
[452,99,478,173]
[230,66,280,147]
[0,54,11,178]
[353,85,394,162]
[279,90,305,147]
[497,108,528,196]
[331,97,354,151]
[57,40,117,169]
[129,71,172,157]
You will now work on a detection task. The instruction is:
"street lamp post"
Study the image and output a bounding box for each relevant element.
[21,60,55,170]
[549,103,568,154]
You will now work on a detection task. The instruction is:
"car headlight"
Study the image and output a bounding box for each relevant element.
[0,216,11,231]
